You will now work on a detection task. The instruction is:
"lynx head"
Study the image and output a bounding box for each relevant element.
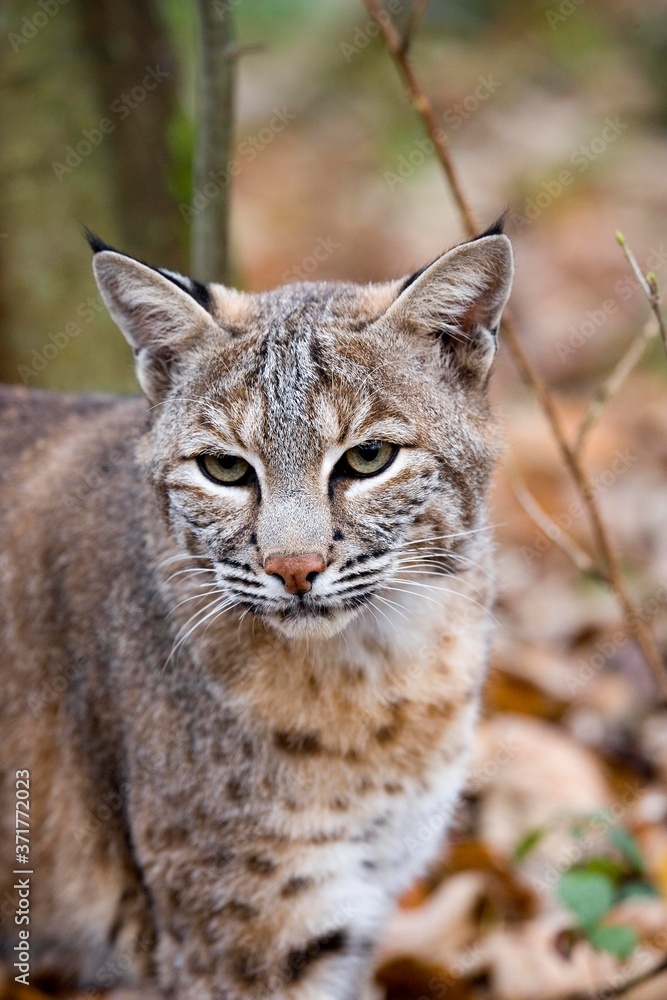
[90,226,513,641]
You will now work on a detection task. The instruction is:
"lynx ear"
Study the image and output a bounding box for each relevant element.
[90,241,214,403]
[387,233,513,383]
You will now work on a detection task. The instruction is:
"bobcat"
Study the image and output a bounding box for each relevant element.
[0,223,513,1000]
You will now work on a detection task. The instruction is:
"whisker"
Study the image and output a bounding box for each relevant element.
[166,595,239,666]
[395,566,491,593]
[388,578,497,621]
[372,592,413,625]
[396,550,495,582]
[368,596,401,634]
[381,584,448,609]
[158,552,212,570]
[169,588,226,614]
[166,566,217,584]
[200,599,243,641]
[397,525,499,548]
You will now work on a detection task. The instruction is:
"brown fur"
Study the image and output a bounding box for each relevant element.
[0,231,512,1000]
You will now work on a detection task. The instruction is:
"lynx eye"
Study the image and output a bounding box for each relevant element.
[341,440,397,478]
[197,454,254,486]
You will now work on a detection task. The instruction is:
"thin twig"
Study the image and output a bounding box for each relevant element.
[502,317,667,699]
[363,0,477,236]
[505,461,602,579]
[564,953,667,999]
[617,231,667,355]
[362,0,667,701]
[574,316,655,456]
[646,272,667,354]
[400,0,431,54]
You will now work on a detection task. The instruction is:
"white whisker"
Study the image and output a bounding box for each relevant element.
[397,525,499,548]
[395,567,490,594]
[388,578,496,621]
[158,552,212,570]
[166,566,216,584]
[368,596,402,634]
[166,595,240,667]
[372,593,412,625]
[169,588,226,614]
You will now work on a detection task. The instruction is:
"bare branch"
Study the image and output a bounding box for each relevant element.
[505,461,602,579]
[617,231,667,354]
[400,0,431,54]
[574,317,655,456]
[363,0,478,236]
[362,0,667,700]
[576,236,667,453]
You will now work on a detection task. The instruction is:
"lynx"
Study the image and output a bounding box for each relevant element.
[0,222,513,1000]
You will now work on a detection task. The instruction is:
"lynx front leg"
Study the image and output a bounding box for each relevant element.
[138,853,382,1000]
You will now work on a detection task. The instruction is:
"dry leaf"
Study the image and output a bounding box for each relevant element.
[472,714,610,857]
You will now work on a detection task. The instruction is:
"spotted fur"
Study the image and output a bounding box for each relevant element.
[0,229,512,999]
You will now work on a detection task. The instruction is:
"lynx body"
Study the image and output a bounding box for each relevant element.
[0,228,512,1000]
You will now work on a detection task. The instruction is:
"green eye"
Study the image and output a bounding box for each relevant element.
[197,454,253,485]
[342,440,398,478]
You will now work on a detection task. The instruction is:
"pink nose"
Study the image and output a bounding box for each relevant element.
[264,553,326,595]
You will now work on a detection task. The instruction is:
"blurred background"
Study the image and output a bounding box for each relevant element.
[1,1,667,997]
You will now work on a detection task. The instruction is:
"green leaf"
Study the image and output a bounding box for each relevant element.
[513,827,545,862]
[557,870,615,928]
[588,924,637,960]
[609,828,644,873]
[578,856,626,882]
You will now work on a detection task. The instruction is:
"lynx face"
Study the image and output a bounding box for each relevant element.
[92,230,513,639]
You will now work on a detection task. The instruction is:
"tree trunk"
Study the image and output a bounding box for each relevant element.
[191,0,235,284]
[75,0,184,270]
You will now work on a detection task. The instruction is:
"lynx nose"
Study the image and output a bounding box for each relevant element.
[264,553,326,596]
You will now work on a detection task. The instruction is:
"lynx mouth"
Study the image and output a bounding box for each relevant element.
[258,594,369,639]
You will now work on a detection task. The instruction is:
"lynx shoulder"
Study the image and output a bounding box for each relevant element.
[0,225,512,1000]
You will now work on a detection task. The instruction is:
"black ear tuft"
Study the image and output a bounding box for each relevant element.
[400,210,512,294]
[82,227,119,256]
[154,268,212,312]
[473,208,511,241]
[82,227,212,313]
[399,256,437,294]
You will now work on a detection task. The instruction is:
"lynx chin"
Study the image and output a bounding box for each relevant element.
[0,220,513,1000]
